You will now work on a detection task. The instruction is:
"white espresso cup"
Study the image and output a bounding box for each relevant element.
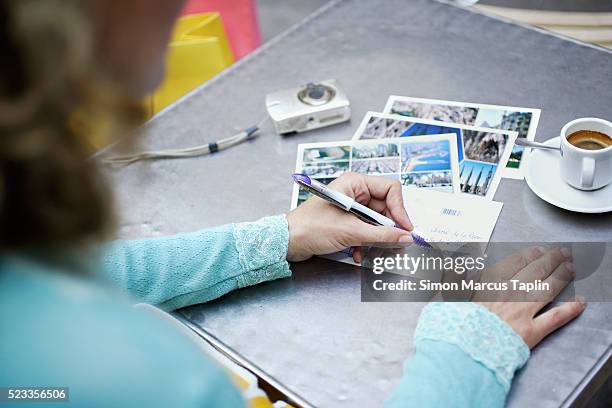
[560,117,612,190]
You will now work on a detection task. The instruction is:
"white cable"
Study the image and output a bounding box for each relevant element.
[101,116,269,165]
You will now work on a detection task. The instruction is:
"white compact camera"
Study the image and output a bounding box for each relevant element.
[265,79,351,134]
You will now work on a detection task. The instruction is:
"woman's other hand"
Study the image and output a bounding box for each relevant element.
[286,172,413,262]
[474,246,587,348]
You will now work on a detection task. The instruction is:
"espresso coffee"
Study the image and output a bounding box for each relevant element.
[567,130,612,150]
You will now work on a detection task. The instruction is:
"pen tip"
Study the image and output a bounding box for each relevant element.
[411,232,432,248]
[292,173,311,184]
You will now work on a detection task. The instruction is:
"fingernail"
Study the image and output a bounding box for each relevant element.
[576,296,587,307]
[399,234,413,243]
[561,247,572,259]
[535,246,546,256]
[565,262,575,278]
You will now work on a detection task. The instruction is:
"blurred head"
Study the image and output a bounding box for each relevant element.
[0,0,184,254]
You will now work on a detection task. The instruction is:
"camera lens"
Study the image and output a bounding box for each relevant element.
[307,85,326,99]
[298,82,336,106]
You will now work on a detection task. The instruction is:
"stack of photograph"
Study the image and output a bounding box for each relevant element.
[292,95,540,208]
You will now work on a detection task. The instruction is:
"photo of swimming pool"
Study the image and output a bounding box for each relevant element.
[401,140,451,172]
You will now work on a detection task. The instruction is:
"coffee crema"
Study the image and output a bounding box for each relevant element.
[567,130,612,150]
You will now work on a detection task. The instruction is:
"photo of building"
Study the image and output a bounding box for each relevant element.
[462,131,508,164]
[353,143,399,159]
[351,158,400,175]
[361,117,411,139]
[500,111,532,139]
[302,160,349,177]
[500,111,533,169]
[385,97,540,173]
[460,160,496,196]
[391,101,477,125]
[401,170,454,192]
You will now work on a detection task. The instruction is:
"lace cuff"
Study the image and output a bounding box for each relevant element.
[232,214,291,288]
[414,302,530,391]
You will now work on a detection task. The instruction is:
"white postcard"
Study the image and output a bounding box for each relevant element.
[291,134,461,209]
[352,112,518,200]
[402,187,503,244]
[383,95,540,179]
[288,186,503,267]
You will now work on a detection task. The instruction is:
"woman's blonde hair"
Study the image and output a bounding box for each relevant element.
[0,0,143,251]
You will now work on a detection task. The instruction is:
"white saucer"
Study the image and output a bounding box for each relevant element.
[524,137,612,213]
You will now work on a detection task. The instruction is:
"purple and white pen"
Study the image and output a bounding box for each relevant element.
[292,173,432,248]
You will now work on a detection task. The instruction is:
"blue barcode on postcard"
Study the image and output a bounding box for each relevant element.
[441,208,461,216]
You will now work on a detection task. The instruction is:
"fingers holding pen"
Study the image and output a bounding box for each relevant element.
[328,173,412,231]
[344,215,412,246]
[349,174,413,231]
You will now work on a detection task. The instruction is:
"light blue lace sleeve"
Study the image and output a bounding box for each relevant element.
[233,215,292,288]
[414,302,530,391]
[386,302,530,408]
[99,215,291,311]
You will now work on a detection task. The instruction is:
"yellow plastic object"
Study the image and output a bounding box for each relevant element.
[146,12,234,116]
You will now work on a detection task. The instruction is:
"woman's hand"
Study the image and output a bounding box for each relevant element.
[286,172,413,262]
[474,246,586,348]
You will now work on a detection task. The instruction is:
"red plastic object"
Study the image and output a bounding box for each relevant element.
[181,0,262,60]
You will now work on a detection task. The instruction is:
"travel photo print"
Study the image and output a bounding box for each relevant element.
[352,112,518,200]
[291,134,460,209]
[383,96,540,179]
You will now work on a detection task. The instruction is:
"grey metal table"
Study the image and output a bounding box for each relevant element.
[104,0,612,406]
